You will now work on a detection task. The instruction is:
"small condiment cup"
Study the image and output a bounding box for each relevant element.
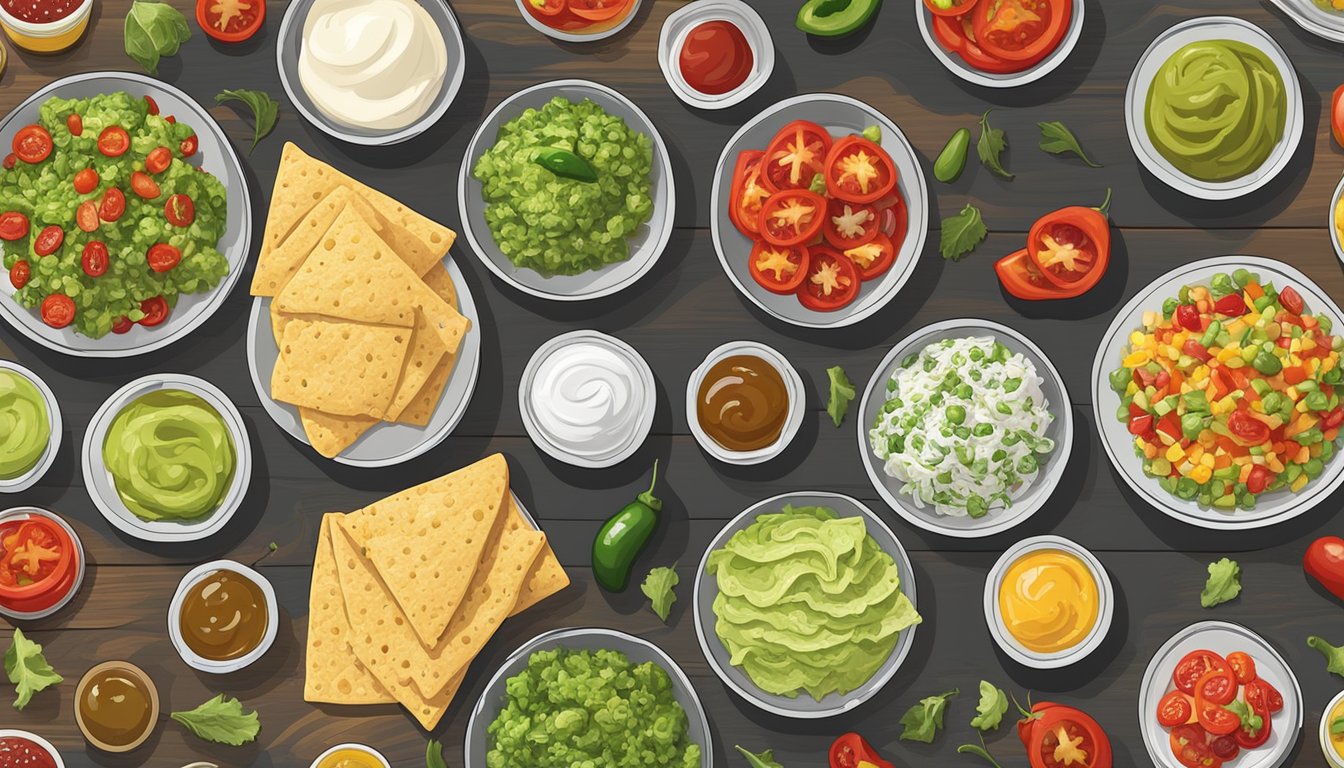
[983,535,1114,669]
[514,0,642,42]
[1323,690,1344,768]
[1330,173,1344,267]
[310,743,391,768]
[0,506,85,621]
[0,0,90,54]
[657,0,774,110]
[0,360,62,495]
[0,730,64,768]
[74,661,159,753]
[686,341,804,466]
[169,560,278,674]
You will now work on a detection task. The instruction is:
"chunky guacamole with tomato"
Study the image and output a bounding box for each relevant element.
[0,92,229,338]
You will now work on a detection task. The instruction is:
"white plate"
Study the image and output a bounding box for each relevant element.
[1330,173,1344,266]
[858,319,1074,539]
[82,374,251,543]
[464,627,711,767]
[916,0,1086,88]
[0,730,63,768]
[709,94,928,329]
[513,0,642,42]
[1091,255,1344,529]
[457,80,674,301]
[168,560,278,674]
[0,73,251,357]
[1139,621,1302,768]
[519,329,656,468]
[983,535,1114,668]
[276,0,465,146]
[1268,0,1344,44]
[0,360,60,494]
[685,340,804,465]
[0,507,84,621]
[1124,17,1304,200]
[693,491,918,718]
[657,0,774,110]
[246,256,481,467]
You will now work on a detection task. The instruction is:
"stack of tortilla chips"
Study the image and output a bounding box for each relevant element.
[251,143,470,458]
[304,454,570,729]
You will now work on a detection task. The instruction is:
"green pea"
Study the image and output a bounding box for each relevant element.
[1003,377,1022,393]
[1017,454,1039,474]
[965,493,988,519]
[936,471,953,485]
[972,423,994,437]
[1109,368,1131,393]
[1176,477,1199,500]
[1252,350,1282,375]
[1306,458,1325,478]
[955,384,974,400]
[945,405,966,424]
[934,128,971,183]
[969,347,984,361]
[1232,268,1252,289]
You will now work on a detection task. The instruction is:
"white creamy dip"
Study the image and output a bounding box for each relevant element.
[528,341,646,459]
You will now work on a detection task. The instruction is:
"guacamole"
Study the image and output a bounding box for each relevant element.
[706,505,921,701]
[1145,40,1285,182]
[0,369,49,479]
[486,647,701,768]
[102,389,235,521]
[472,96,654,276]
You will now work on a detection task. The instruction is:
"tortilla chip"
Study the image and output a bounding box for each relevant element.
[421,263,459,309]
[300,408,377,459]
[504,495,570,615]
[383,313,448,423]
[271,318,410,418]
[253,186,385,297]
[394,353,454,428]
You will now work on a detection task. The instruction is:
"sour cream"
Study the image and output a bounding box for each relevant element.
[298,0,447,131]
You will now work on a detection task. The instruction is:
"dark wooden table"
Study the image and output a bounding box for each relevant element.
[4,0,1344,765]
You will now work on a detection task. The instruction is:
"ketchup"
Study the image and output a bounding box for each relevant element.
[1,0,80,25]
[679,20,754,96]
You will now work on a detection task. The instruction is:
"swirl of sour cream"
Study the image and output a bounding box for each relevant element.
[529,342,644,459]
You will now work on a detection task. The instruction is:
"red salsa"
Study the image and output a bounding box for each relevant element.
[0,736,57,768]
[0,0,80,25]
[679,20,754,96]
[0,514,78,615]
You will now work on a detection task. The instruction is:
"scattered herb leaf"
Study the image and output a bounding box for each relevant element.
[970,680,1008,731]
[171,694,261,746]
[1225,699,1263,737]
[826,365,855,427]
[640,565,679,622]
[1038,121,1101,167]
[940,204,987,261]
[976,110,1013,180]
[899,688,959,743]
[4,628,62,710]
[734,744,784,768]
[426,738,447,768]
[215,89,279,152]
[123,0,191,75]
[957,740,1005,768]
[1201,557,1241,608]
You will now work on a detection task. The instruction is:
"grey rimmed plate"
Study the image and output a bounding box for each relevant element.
[0,73,251,357]
[457,80,675,301]
[464,627,712,767]
[1091,256,1344,529]
[1330,173,1344,265]
[710,94,928,329]
[858,318,1074,538]
[915,0,1086,88]
[1268,0,1344,44]
[245,256,481,467]
[693,491,919,718]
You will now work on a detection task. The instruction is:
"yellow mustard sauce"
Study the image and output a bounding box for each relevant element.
[998,549,1099,654]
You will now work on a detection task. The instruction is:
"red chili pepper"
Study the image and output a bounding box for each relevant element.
[829,733,894,768]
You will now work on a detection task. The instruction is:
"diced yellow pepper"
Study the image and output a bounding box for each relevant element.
[1125,381,1139,397]
[1166,443,1185,463]
[1129,331,1146,347]
[1199,454,1215,469]
[1216,346,1240,363]
[1190,465,1213,483]
[1123,351,1149,367]
[1188,444,1205,463]
[1292,473,1310,493]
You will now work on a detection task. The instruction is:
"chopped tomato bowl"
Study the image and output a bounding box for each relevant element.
[1110,269,1343,510]
[927,0,1073,76]
[521,0,634,34]
[1155,648,1283,766]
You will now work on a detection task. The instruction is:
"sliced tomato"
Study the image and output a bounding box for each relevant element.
[195,0,266,43]
[758,189,826,247]
[33,225,63,256]
[99,187,126,222]
[165,194,195,227]
[0,519,73,594]
[97,126,130,157]
[8,260,29,289]
[73,167,99,195]
[1213,293,1246,317]
[75,201,100,233]
[12,125,52,164]
[1157,691,1194,728]
[798,247,860,312]
[526,0,565,15]
[995,248,1083,300]
[1174,651,1229,696]
[1195,669,1237,707]
[147,243,182,273]
[931,13,1031,74]
[1226,652,1256,685]
[842,232,895,281]
[1195,699,1240,736]
[40,294,74,329]
[138,296,169,327]
[180,134,199,158]
[0,211,29,241]
[1245,465,1274,495]
[569,0,627,21]
[1032,221,1101,287]
[1227,411,1270,445]
[748,241,809,295]
[81,241,108,278]
[1175,304,1202,331]
[111,316,133,334]
[823,199,878,249]
[145,146,172,175]
[729,150,769,238]
[1029,707,1112,768]
[66,113,82,136]
[1170,724,1220,768]
[2,154,14,170]
[1208,734,1239,761]
[972,0,1069,63]
[1279,285,1305,316]
[923,0,979,15]
[144,95,159,115]
[1244,678,1283,714]
[824,136,896,204]
[761,120,832,192]
[130,172,161,200]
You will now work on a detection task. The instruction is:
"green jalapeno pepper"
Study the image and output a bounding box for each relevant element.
[592,461,662,592]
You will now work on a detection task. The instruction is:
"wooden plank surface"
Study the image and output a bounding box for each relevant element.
[1,0,1343,766]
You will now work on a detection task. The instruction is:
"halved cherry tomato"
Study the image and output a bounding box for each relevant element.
[569,0,627,21]
[1233,697,1270,749]
[8,260,29,289]
[749,241,809,295]
[823,199,878,249]
[1195,699,1239,736]
[195,0,267,43]
[1279,285,1304,316]
[81,241,108,278]
[761,120,831,192]
[1208,734,1238,761]
[12,125,52,164]
[138,296,169,326]
[2,154,14,170]
[1157,691,1193,728]
[0,211,29,241]
[180,134,199,158]
[1227,410,1270,445]
[1174,651,1229,696]
[526,0,566,15]
[40,294,74,328]
[1170,724,1220,768]
[1213,294,1246,317]
[1246,465,1274,495]
[145,146,172,175]
[75,201,100,233]
[97,126,130,157]
[165,194,195,227]
[33,225,63,256]
[729,150,769,238]
[130,172,161,200]
[1333,84,1344,149]
[1244,678,1283,714]
[73,167,99,195]
[99,188,126,222]
[1226,652,1256,685]
[758,189,826,247]
[923,0,979,16]
[111,316,133,334]
[1182,338,1211,363]
[798,247,860,312]
[1175,304,1202,332]
[66,113,82,136]
[972,0,1070,64]
[1194,669,1236,707]
[842,232,894,281]
[147,243,182,273]
[824,136,896,204]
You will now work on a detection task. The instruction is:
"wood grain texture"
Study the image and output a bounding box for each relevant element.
[0,0,1342,765]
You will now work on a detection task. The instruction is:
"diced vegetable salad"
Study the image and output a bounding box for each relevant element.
[1110,269,1344,509]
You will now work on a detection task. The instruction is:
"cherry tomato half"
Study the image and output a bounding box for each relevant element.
[65,113,82,136]
[81,241,108,278]
[145,146,172,175]
[1227,410,1270,446]
[99,188,126,222]
[147,243,182,273]
[824,136,897,204]
[73,167,99,195]
[33,225,63,256]
[97,126,130,157]
[748,241,809,295]
[164,194,195,227]
[8,260,29,289]
[12,125,52,164]
[138,296,169,327]
[798,247,860,312]
[0,211,29,241]
[179,134,199,158]
[39,294,75,329]
[111,315,133,334]
[1279,285,1305,316]
[1226,652,1256,685]
[75,201,100,233]
[129,172,161,200]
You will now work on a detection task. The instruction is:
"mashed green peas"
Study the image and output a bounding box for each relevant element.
[472,96,654,277]
[486,648,701,768]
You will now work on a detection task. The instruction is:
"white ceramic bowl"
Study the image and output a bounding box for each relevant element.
[519,330,656,469]
[0,730,65,767]
[0,360,61,494]
[916,0,1085,88]
[685,340,804,465]
[1091,255,1344,530]
[513,0,642,42]
[0,506,85,621]
[657,0,774,110]
[1321,690,1344,768]
[1330,173,1344,266]
[1268,0,1344,44]
[82,375,252,543]
[458,79,675,301]
[983,535,1114,669]
[168,560,278,674]
[1124,16,1304,200]
[309,744,390,768]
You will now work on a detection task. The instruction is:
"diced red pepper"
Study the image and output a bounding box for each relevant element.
[1183,339,1212,362]
[1129,414,1154,436]
[1214,294,1246,316]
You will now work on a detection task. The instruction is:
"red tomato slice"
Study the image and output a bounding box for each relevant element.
[1170,724,1221,768]
[729,151,769,238]
[40,294,75,329]
[73,167,99,195]
[1194,669,1237,707]
[8,260,29,289]
[145,146,172,175]
[526,0,566,15]
[842,232,895,281]
[196,0,266,43]
[758,189,826,247]
[165,194,195,227]
[994,248,1082,300]
[81,241,108,278]
[66,113,82,136]
[972,0,1070,63]
[147,243,182,273]
[1174,651,1230,696]
[1226,652,1256,685]
[0,211,29,241]
[33,225,63,256]
[1279,285,1305,316]
[823,199,879,249]
[748,241,809,295]
[761,120,832,192]
[97,126,130,157]
[180,134,199,158]
[1157,690,1194,728]
[12,125,52,164]
[111,316,133,334]
[824,136,896,204]
[130,172,161,200]
[1031,711,1111,768]
[1195,699,1240,736]
[1032,221,1098,285]
[99,188,126,222]
[569,0,627,21]
[75,201,100,233]
[798,247,860,312]
[1175,304,1202,331]
[1209,734,1239,761]
[138,296,169,327]
[1227,411,1270,445]
[1244,678,1283,714]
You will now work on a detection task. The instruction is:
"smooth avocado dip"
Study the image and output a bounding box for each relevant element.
[0,369,50,480]
[102,390,236,522]
[1145,39,1286,183]
[706,505,921,700]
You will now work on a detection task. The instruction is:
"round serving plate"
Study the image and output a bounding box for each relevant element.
[1329,172,1344,266]
[915,0,1086,88]
[0,360,61,494]
[1268,0,1344,44]
[513,0,642,43]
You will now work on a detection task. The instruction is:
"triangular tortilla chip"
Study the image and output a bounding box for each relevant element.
[504,495,570,616]
[252,186,385,297]
[421,263,459,309]
[383,312,448,423]
[301,408,377,459]
[271,318,410,418]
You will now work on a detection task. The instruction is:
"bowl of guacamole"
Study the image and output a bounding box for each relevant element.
[0,360,60,494]
[82,374,251,542]
[693,492,922,718]
[458,80,675,302]
[1125,17,1303,200]
[465,627,710,768]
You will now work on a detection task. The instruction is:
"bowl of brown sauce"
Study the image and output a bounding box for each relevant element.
[686,341,804,465]
[168,560,277,674]
[74,661,159,753]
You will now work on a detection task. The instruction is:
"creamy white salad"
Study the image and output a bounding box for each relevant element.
[869,336,1056,517]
